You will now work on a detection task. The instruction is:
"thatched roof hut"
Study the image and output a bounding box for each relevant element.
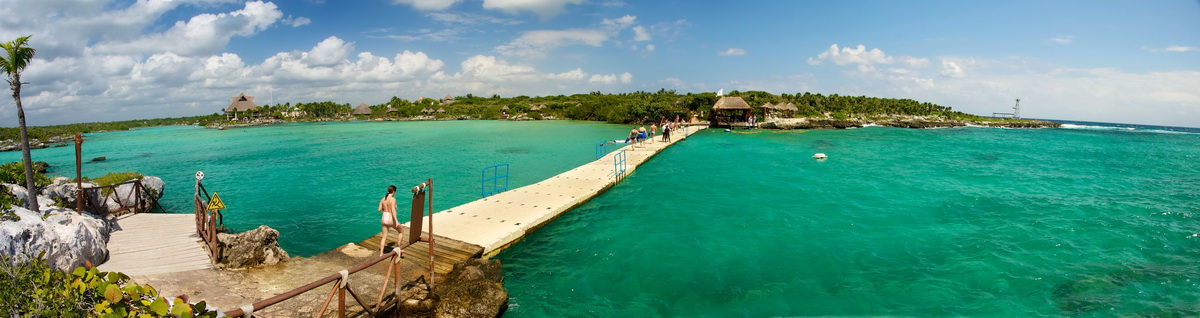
[712,96,752,110]
[436,108,446,113]
[352,103,372,115]
[711,96,752,127]
[780,103,799,111]
[225,93,258,113]
[386,107,398,113]
[501,105,510,110]
[443,94,454,101]
[761,102,776,110]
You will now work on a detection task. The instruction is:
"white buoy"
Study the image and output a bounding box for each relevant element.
[812,153,828,159]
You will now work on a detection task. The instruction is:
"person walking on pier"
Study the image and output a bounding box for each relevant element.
[377,185,404,255]
[662,121,671,142]
[638,125,647,146]
[649,123,657,143]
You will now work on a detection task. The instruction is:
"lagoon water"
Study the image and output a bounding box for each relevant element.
[4,120,1198,316]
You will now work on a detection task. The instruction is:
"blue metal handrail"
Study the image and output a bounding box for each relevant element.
[612,150,627,181]
[481,163,510,197]
[595,139,608,159]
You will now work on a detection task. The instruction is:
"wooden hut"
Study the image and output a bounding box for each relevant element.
[436,108,446,113]
[224,92,259,121]
[352,103,372,116]
[711,96,752,128]
[778,102,798,118]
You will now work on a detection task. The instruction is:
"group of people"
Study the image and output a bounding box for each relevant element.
[616,118,688,147]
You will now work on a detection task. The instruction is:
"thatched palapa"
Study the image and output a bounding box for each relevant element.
[224,92,259,120]
[352,103,372,115]
[711,96,752,127]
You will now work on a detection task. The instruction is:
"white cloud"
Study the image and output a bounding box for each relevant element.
[393,0,461,11]
[646,44,655,52]
[301,36,355,67]
[483,0,584,19]
[940,59,965,78]
[620,72,633,83]
[717,48,746,56]
[632,26,651,41]
[92,1,283,57]
[495,29,608,58]
[589,74,617,84]
[1144,45,1199,53]
[602,15,637,30]
[807,44,895,66]
[282,15,311,27]
[1050,36,1073,44]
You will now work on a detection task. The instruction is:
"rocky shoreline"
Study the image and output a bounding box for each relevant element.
[759,117,1062,130]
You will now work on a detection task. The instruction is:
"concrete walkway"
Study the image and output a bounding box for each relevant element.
[98,213,213,276]
[406,125,707,257]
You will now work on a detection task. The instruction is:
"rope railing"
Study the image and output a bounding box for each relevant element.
[221,250,408,317]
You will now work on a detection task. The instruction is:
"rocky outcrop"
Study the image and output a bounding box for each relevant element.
[0,206,111,271]
[434,259,508,317]
[878,120,967,129]
[760,118,865,129]
[973,121,1062,128]
[215,225,289,269]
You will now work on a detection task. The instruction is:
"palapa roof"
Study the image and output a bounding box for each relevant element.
[352,103,372,115]
[761,102,776,110]
[225,93,258,112]
[421,108,430,113]
[712,96,751,110]
[386,107,397,113]
[443,94,454,101]
[501,105,510,110]
[780,103,799,111]
[436,108,445,113]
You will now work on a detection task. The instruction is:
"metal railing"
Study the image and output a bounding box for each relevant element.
[612,149,627,182]
[481,164,509,197]
[595,139,608,159]
[78,179,162,217]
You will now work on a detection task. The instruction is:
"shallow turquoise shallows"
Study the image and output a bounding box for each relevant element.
[4,121,1199,316]
[0,120,634,256]
[497,125,1200,317]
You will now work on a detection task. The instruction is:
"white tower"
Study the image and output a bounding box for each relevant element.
[1013,99,1021,119]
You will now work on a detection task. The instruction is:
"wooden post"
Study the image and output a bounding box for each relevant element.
[74,134,83,213]
[427,178,434,291]
[338,285,346,318]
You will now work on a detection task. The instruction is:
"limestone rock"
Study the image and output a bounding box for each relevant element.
[434,258,508,318]
[0,207,111,271]
[33,161,49,173]
[396,282,438,317]
[111,176,164,212]
[215,225,289,269]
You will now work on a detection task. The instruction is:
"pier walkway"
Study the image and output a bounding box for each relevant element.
[98,213,213,276]
[405,125,706,257]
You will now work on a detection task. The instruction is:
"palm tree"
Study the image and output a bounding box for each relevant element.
[1,35,39,211]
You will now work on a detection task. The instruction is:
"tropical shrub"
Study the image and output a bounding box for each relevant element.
[0,252,217,317]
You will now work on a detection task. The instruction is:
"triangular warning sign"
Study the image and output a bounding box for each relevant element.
[206,193,227,211]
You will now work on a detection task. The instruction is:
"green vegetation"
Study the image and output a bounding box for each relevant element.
[241,89,1017,125]
[92,172,143,187]
[0,161,50,187]
[0,114,223,142]
[3,35,41,211]
[0,252,217,317]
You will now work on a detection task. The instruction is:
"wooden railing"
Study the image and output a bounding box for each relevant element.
[193,180,222,262]
[222,250,416,317]
[78,179,162,217]
[220,179,437,317]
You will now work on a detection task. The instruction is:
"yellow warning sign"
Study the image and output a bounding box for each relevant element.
[206,193,227,211]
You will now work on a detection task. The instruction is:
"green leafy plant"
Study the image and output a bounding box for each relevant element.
[92,172,143,197]
[0,161,50,187]
[0,252,218,317]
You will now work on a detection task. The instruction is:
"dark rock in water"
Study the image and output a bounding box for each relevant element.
[434,258,508,317]
[91,156,106,162]
[33,161,49,173]
[215,225,290,269]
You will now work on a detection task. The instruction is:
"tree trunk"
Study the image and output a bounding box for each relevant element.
[12,73,38,211]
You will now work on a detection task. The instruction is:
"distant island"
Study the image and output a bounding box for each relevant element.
[0,90,1058,150]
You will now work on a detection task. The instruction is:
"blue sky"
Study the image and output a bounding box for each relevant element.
[1,0,1197,127]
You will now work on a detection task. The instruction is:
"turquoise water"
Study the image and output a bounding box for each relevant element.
[498,125,1200,316]
[6,120,1199,316]
[0,121,633,256]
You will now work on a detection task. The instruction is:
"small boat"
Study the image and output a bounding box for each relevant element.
[812,153,828,159]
